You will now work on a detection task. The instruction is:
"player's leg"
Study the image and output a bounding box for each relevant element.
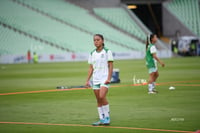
[99,85,110,125]
[148,72,155,93]
[154,71,159,81]
[92,85,104,126]
[148,68,158,94]
[94,89,102,107]
[152,71,159,90]
[152,63,159,89]
[99,86,108,105]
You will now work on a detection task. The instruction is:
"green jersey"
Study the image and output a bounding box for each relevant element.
[146,44,157,68]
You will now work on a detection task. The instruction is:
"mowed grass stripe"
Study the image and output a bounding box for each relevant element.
[0,122,194,133]
[0,80,200,96]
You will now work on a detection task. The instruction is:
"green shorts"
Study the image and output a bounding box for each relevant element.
[93,83,110,90]
[148,67,158,74]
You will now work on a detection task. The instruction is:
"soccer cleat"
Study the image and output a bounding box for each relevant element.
[153,89,158,93]
[103,117,110,125]
[148,91,157,94]
[92,119,104,126]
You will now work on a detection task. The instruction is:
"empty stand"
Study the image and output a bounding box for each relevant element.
[165,0,200,37]
[0,25,64,55]
[0,0,95,52]
[16,0,145,51]
[94,7,147,41]
[0,0,139,54]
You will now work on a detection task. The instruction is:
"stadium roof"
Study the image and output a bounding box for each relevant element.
[121,0,169,4]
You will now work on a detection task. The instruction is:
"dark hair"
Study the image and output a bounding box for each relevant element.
[146,34,156,50]
[94,34,105,47]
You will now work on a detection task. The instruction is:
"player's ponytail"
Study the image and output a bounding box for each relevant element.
[146,34,156,50]
[146,34,151,50]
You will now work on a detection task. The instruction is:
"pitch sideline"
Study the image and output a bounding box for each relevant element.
[0,80,200,96]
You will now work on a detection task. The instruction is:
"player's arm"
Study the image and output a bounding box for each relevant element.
[85,64,93,87]
[105,61,113,84]
[152,53,165,67]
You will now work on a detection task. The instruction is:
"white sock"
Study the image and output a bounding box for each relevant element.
[97,107,104,120]
[102,104,110,118]
[148,84,153,92]
[152,82,156,88]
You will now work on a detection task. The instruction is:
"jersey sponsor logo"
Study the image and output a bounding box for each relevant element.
[101,54,104,58]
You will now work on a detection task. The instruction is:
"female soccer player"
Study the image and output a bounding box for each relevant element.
[86,34,113,126]
[146,34,165,94]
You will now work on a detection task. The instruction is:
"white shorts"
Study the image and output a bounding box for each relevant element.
[92,83,110,90]
[148,67,158,74]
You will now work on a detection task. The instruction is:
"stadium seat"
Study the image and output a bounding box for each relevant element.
[0,26,65,55]
[165,0,200,37]
[93,7,147,41]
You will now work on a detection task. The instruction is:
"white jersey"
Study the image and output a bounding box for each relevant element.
[150,45,157,54]
[88,47,114,85]
[150,45,157,67]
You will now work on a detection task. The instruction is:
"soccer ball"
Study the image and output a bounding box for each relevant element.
[169,86,175,90]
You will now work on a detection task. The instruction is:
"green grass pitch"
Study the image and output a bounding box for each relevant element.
[0,57,200,133]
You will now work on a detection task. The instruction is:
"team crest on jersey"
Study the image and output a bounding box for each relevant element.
[101,54,104,58]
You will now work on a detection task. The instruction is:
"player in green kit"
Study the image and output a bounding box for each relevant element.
[146,34,165,94]
[86,34,113,126]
